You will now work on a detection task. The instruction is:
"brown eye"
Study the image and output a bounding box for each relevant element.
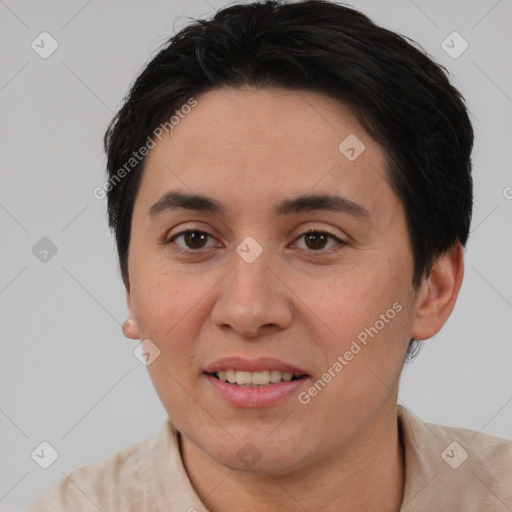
[168,230,215,251]
[183,231,208,249]
[293,230,345,252]
[304,232,329,250]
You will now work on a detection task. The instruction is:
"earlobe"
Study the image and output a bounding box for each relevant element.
[410,242,464,341]
[122,289,141,340]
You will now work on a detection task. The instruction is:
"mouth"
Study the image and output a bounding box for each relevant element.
[203,357,310,407]
[208,369,306,387]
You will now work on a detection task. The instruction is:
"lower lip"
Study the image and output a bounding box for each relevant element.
[204,374,308,407]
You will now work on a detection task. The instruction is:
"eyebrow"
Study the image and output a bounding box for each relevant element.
[149,190,371,222]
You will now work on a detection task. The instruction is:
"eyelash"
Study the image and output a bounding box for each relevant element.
[165,228,346,256]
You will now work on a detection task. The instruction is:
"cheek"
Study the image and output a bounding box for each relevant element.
[307,259,412,393]
[135,268,206,425]
[131,258,203,334]
[145,357,208,434]
[312,261,406,339]
[129,263,207,381]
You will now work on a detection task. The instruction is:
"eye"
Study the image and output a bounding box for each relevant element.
[167,230,218,253]
[292,229,345,252]
[165,228,346,255]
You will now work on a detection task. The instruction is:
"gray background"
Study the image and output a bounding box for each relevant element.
[1,0,511,510]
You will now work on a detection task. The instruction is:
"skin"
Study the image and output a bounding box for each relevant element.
[122,87,464,511]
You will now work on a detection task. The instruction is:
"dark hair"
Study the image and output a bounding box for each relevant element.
[104,0,473,307]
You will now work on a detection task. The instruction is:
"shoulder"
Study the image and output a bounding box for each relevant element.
[398,405,512,511]
[22,432,159,511]
[21,419,204,511]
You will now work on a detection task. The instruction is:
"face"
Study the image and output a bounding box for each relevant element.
[126,87,420,474]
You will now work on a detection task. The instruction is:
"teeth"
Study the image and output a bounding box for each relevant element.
[236,371,253,385]
[251,371,270,385]
[215,370,297,386]
[269,370,282,383]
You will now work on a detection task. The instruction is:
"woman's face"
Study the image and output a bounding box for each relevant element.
[126,87,420,473]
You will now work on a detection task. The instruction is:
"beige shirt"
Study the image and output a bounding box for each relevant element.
[23,406,512,511]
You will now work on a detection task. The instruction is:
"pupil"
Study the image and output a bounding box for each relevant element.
[185,232,207,249]
[306,233,327,250]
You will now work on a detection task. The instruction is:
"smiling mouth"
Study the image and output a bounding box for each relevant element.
[208,370,306,387]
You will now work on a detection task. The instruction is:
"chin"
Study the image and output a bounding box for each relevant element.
[215,448,302,474]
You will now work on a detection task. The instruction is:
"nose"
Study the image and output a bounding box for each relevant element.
[211,249,293,339]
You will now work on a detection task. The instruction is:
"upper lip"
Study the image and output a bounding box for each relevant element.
[204,357,309,377]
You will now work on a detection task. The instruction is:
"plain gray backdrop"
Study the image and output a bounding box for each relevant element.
[1,0,511,510]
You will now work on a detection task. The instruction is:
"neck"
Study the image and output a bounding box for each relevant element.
[180,403,404,512]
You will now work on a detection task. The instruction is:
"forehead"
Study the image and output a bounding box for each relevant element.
[137,87,399,223]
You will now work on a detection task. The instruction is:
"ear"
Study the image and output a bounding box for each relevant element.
[122,288,141,340]
[410,242,464,341]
